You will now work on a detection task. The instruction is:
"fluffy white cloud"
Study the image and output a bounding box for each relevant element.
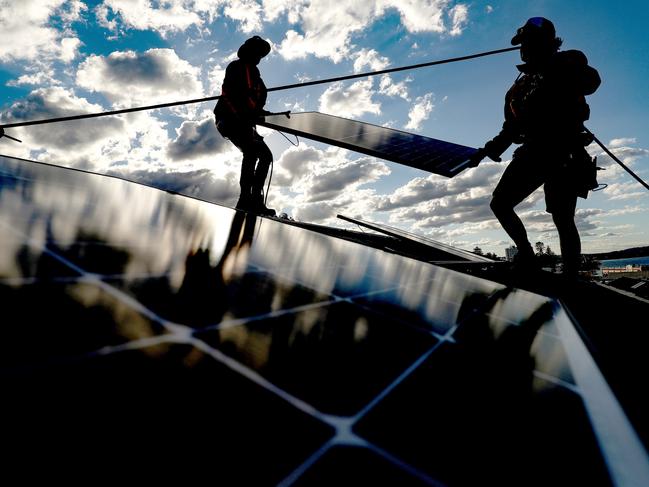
[306,158,390,202]
[609,137,636,148]
[0,87,125,151]
[271,144,390,221]
[76,48,204,106]
[223,0,263,33]
[0,0,83,62]
[376,162,503,211]
[7,65,60,87]
[96,0,270,36]
[379,75,411,101]
[448,4,469,36]
[109,167,241,204]
[277,1,469,63]
[166,115,232,161]
[353,49,390,73]
[96,0,208,37]
[405,92,434,130]
[319,79,381,118]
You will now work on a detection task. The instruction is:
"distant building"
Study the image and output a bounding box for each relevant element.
[505,246,518,262]
[602,264,642,276]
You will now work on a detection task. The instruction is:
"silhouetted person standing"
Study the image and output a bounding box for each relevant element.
[470,18,600,277]
[214,36,276,216]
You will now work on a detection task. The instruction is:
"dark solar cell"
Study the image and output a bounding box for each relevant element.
[0,154,645,485]
[258,112,479,177]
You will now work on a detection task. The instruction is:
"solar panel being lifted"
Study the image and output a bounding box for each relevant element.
[258,111,479,177]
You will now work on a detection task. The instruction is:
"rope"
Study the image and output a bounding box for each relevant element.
[585,127,649,192]
[0,46,519,130]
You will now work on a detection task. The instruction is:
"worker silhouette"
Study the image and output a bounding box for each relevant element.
[214,36,276,216]
[470,18,600,277]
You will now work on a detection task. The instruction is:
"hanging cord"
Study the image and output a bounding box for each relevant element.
[0,46,520,134]
[278,131,299,146]
[585,127,649,192]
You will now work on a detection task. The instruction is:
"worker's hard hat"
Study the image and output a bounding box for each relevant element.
[511,17,556,45]
[237,36,271,60]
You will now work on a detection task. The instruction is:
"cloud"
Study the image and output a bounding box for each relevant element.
[377,162,504,211]
[319,79,381,118]
[608,137,636,148]
[109,167,241,204]
[223,0,263,33]
[166,115,232,161]
[95,0,208,37]
[379,75,411,101]
[602,181,647,201]
[271,144,391,221]
[0,0,83,62]
[7,66,60,87]
[76,48,204,106]
[404,93,434,130]
[353,49,390,73]
[272,145,324,186]
[448,4,469,36]
[276,1,470,63]
[306,157,391,202]
[96,0,274,36]
[0,87,126,151]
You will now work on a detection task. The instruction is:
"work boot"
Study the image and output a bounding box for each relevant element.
[252,191,276,217]
[236,192,253,211]
[511,246,540,274]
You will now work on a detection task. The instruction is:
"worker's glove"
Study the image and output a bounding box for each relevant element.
[467,148,486,167]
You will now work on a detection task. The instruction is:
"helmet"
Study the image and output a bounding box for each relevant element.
[237,36,271,60]
[511,17,556,45]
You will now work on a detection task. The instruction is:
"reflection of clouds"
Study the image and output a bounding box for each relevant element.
[0,157,225,284]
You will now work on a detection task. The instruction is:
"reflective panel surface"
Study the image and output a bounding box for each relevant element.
[1,155,647,485]
[259,112,478,177]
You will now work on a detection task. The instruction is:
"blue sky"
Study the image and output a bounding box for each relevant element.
[1,0,648,256]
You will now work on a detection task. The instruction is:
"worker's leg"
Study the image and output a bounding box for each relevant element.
[546,177,580,277]
[490,148,544,262]
[226,126,257,210]
[250,134,275,216]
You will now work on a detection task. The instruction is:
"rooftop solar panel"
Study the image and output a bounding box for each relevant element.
[0,154,648,484]
[257,111,479,177]
[338,214,495,263]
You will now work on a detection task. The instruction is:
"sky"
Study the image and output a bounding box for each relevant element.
[1,0,648,257]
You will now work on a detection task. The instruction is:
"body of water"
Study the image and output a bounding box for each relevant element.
[599,256,649,268]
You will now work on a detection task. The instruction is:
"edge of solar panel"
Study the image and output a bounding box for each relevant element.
[338,214,496,263]
[258,111,479,177]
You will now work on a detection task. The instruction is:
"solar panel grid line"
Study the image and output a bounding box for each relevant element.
[209,299,340,331]
[532,370,581,394]
[351,339,450,422]
[194,333,447,485]
[553,308,649,486]
[365,443,449,487]
[0,216,457,484]
[276,439,336,487]
[0,275,82,286]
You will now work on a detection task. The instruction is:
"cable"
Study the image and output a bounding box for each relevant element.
[585,127,649,192]
[278,131,299,146]
[0,46,520,131]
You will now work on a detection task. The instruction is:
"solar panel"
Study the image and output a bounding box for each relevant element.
[1,154,647,485]
[338,214,496,263]
[257,111,479,177]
